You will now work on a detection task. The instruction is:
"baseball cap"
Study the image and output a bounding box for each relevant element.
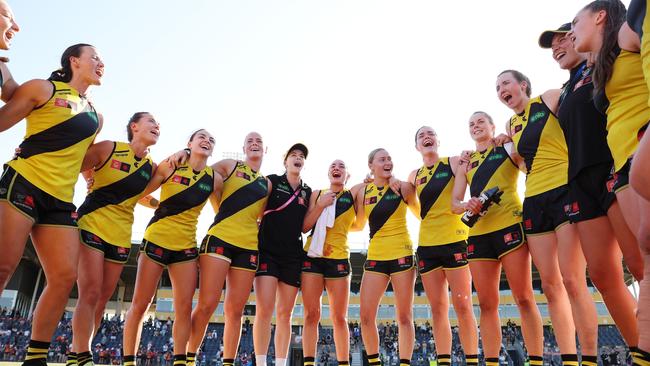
[538,23,572,48]
[284,143,308,161]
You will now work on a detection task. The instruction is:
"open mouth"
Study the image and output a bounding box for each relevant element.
[502,92,512,104]
[383,166,392,172]
[199,142,211,151]
[332,171,342,178]
[472,129,484,136]
[293,161,303,168]
[553,50,566,61]
[422,138,434,147]
[95,68,104,78]
[5,30,13,42]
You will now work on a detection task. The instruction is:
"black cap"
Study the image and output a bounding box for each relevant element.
[284,143,308,161]
[538,23,572,49]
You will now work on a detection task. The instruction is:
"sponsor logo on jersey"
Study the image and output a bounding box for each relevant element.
[215,246,224,255]
[117,247,128,254]
[54,98,69,108]
[338,196,352,204]
[368,261,377,268]
[397,257,406,265]
[364,196,377,205]
[524,219,533,230]
[140,170,151,180]
[488,153,504,161]
[529,111,546,123]
[198,183,212,192]
[259,263,268,271]
[418,176,427,185]
[467,244,475,254]
[418,260,425,269]
[303,261,312,269]
[71,211,79,220]
[172,175,191,186]
[250,255,257,264]
[111,159,131,173]
[153,247,164,257]
[337,264,347,272]
[434,171,449,179]
[236,171,251,181]
[514,124,523,133]
[384,192,400,200]
[470,161,479,169]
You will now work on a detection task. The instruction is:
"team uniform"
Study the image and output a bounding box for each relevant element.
[509,96,570,235]
[595,49,650,193]
[302,190,355,279]
[141,164,214,266]
[362,183,414,276]
[257,174,311,287]
[0,81,99,226]
[414,158,468,274]
[465,146,525,260]
[77,142,154,263]
[200,161,268,271]
[628,0,650,107]
[557,62,616,222]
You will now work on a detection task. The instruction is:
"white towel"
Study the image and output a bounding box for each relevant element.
[307,197,337,258]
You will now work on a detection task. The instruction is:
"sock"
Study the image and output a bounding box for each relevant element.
[186,352,196,366]
[632,347,650,366]
[529,355,543,366]
[465,354,479,366]
[256,355,267,366]
[367,353,381,366]
[485,357,499,366]
[66,352,77,366]
[173,354,187,366]
[77,351,93,366]
[399,359,410,366]
[581,355,597,366]
[437,354,451,366]
[123,355,135,366]
[338,361,350,366]
[223,358,235,366]
[276,358,287,366]
[24,340,50,363]
[561,354,578,366]
[304,356,315,366]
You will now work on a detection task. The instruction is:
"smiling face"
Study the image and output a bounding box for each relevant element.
[368,149,393,180]
[496,72,528,112]
[551,33,583,70]
[468,112,495,142]
[415,126,439,154]
[130,113,160,146]
[570,8,604,53]
[0,1,18,50]
[72,46,105,86]
[188,129,215,157]
[243,132,264,160]
[284,149,305,175]
[328,159,348,185]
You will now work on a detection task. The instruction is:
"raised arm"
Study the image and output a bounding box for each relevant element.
[302,190,335,233]
[140,159,175,198]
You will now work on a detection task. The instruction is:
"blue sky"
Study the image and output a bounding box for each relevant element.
[1,0,624,245]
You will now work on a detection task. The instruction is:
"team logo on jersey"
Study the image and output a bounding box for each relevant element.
[364,196,377,205]
[418,176,427,185]
[111,159,131,173]
[470,161,479,169]
[529,111,546,123]
[172,175,191,186]
[514,125,523,133]
[236,171,251,181]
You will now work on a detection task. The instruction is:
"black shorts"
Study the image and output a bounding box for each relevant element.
[80,230,131,264]
[199,235,258,272]
[301,255,351,279]
[416,241,468,274]
[567,162,616,223]
[139,239,198,267]
[522,186,570,235]
[607,159,631,194]
[0,165,78,227]
[467,223,525,261]
[363,255,415,277]
[256,252,302,288]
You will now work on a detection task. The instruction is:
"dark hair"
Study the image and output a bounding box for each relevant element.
[48,43,94,82]
[498,70,532,97]
[414,126,436,144]
[126,112,151,142]
[189,129,208,142]
[368,148,386,165]
[471,111,494,125]
[582,1,626,94]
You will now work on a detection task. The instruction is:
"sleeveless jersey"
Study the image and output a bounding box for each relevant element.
[7,81,99,202]
[364,183,412,261]
[415,157,467,246]
[304,190,356,259]
[466,146,523,236]
[144,164,214,251]
[604,50,650,172]
[509,96,568,197]
[207,161,268,250]
[77,142,154,248]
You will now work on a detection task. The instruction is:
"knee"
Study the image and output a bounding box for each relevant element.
[0,262,19,287]
[130,297,153,316]
[396,310,412,327]
[540,277,564,302]
[224,305,244,321]
[275,309,293,324]
[47,267,77,291]
[638,224,650,255]
[452,297,474,317]
[511,291,535,310]
[478,298,499,315]
[430,300,448,319]
[359,310,375,328]
[330,313,348,329]
[303,306,321,326]
[80,286,102,305]
[561,275,585,299]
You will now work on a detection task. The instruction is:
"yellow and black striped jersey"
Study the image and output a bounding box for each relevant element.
[466,146,523,236]
[144,164,214,251]
[364,183,412,261]
[509,96,568,197]
[304,190,356,259]
[207,161,268,250]
[415,157,467,246]
[78,142,154,248]
[7,81,99,202]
